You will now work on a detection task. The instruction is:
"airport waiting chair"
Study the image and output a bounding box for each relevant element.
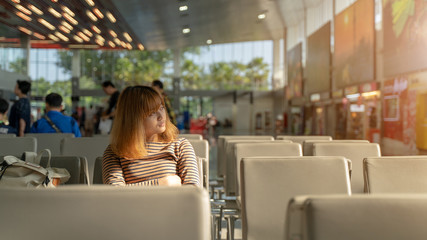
[364,156,427,193]
[25,133,75,155]
[224,139,277,196]
[217,135,274,179]
[0,134,16,137]
[179,133,203,140]
[240,156,351,240]
[286,194,427,240]
[276,135,332,144]
[0,186,211,240]
[93,157,103,184]
[187,139,209,162]
[61,137,110,184]
[303,139,370,156]
[0,137,36,156]
[39,156,86,185]
[313,142,381,193]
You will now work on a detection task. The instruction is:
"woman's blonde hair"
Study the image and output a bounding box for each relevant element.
[110,86,178,158]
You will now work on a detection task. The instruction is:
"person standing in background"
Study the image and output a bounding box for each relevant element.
[101,81,120,121]
[0,98,17,134]
[9,80,31,136]
[152,79,177,125]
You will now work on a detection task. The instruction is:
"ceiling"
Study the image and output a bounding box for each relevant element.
[0,0,325,51]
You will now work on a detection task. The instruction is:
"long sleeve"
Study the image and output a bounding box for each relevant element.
[177,139,200,186]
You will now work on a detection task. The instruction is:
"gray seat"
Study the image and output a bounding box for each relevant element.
[187,139,209,162]
[313,142,381,193]
[93,157,103,184]
[276,135,332,144]
[25,133,75,155]
[232,141,301,196]
[179,134,203,140]
[240,156,351,240]
[217,135,274,178]
[287,194,427,240]
[0,137,36,156]
[61,137,110,183]
[0,134,16,137]
[303,139,369,156]
[0,186,211,240]
[39,156,85,185]
[364,156,427,193]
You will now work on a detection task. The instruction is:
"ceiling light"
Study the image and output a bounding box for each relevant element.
[96,35,105,42]
[38,18,55,30]
[62,21,73,30]
[28,4,43,15]
[11,0,20,3]
[48,34,59,41]
[63,13,78,25]
[126,43,132,50]
[138,43,144,50]
[82,29,93,37]
[179,5,188,11]
[120,41,126,48]
[182,28,190,34]
[18,26,32,35]
[48,7,61,18]
[108,41,115,48]
[93,8,104,19]
[123,32,132,42]
[59,25,70,34]
[85,0,95,7]
[106,11,116,23]
[86,10,98,21]
[258,13,266,19]
[55,31,69,41]
[109,30,117,38]
[77,32,90,41]
[61,5,75,17]
[113,38,121,45]
[33,32,45,40]
[51,0,58,2]
[95,39,104,46]
[16,12,31,21]
[92,25,101,34]
[15,4,32,15]
[73,35,83,43]
[206,39,212,44]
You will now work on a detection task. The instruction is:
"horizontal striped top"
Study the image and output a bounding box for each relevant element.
[102,138,200,187]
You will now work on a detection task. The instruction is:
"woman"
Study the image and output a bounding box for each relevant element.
[102,86,200,186]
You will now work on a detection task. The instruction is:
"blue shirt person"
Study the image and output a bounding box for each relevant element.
[0,98,17,135]
[8,80,31,136]
[30,93,81,137]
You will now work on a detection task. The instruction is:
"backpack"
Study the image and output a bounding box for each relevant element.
[0,149,70,187]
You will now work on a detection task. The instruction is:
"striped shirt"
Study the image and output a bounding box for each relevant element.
[102,138,200,186]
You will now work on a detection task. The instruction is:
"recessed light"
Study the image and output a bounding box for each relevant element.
[138,43,144,50]
[106,11,116,23]
[28,4,43,15]
[206,39,212,45]
[258,13,266,19]
[179,5,188,11]
[123,32,132,42]
[182,28,190,34]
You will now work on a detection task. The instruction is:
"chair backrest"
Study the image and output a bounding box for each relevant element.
[364,156,427,193]
[240,156,351,240]
[25,133,75,155]
[232,142,302,196]
[0,134,16,137]
[303,139,370,156]
[313,142,381,193]
[287,194,427,240]
[276,135,332,144]
[179,134,203,140]
[217,135,274,178]
[187,139,209,161]
[0,137,36,156]
[39,156,83,184]
[61,137,110,183]
[93,156,103,184]
[0,186,211,240]
[224,139,276,196]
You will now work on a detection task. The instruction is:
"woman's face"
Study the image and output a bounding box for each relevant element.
[144,105,166,139]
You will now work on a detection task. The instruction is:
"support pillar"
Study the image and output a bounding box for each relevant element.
[172,48,181,113]
[71,49,80,111]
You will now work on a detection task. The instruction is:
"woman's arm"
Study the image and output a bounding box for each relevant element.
[177,139,201,186]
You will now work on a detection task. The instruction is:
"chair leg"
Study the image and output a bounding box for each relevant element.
[216,207,223,240]
[226,216,235,240]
